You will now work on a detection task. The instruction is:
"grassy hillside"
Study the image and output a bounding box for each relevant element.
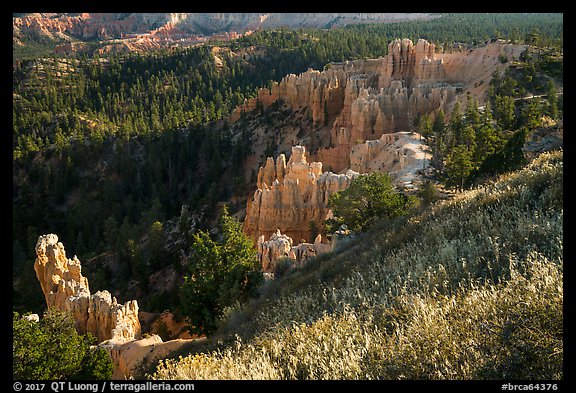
[152,150,563,380]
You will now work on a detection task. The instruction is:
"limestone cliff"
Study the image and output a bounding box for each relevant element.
[34,234,141,343]
[244,146,358,242]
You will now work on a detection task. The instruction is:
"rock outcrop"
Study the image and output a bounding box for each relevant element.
[34,234,141,343]
[13,13,149,41]
[32,234,203,379]
[244,146,358,242]
[105,335,198,379]
[257,230,332,272]
[522,120,563,160]
[349,131,431,189]
[257,230,296,271]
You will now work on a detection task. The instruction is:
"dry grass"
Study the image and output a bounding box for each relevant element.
[152,151,563,380]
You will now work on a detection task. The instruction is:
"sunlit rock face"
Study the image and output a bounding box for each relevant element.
[34,234,141,343]
[233,39,524,173]
[244,146,358,243]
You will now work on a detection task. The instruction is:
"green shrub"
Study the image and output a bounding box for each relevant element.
[179,206,263,336]
[13,308,113,380]
[328,172,418,232]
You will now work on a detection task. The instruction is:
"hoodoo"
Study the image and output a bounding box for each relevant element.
[34,234,141,343]
[232,38,524,173]
[241,38,525,243]
[244,146,358,242]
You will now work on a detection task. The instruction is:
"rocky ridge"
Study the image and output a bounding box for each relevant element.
[13,13,437,55]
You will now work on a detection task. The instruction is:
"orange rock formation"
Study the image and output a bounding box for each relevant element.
[232,38,526,173]
[240,39,527,244]
[244,146,358,242]
[34,234,141,343]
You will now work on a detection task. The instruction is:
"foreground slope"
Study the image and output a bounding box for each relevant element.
[153,150,563,379]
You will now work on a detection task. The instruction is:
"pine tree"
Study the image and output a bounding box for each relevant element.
[459,124,477,152]
[449,101,464,149]
[546,80,559,119]
[179,206,262,335]
[494,95,516,130]
[465,97,481,129]
[418,113,433,139]
[473,102,502,166]
[430,110,447,169]
[521,99,542,129]
[147,221,166,271]
[445,145,474,190]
